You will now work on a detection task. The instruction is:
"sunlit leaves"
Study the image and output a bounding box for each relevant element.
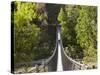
[13,2,55,63]
[57,5,97,64]
[75,6,97,64]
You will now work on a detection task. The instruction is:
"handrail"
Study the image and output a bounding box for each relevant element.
[63,48,84,66]
[60,35,87,70]
[56,25,87,70]
[44,26,58,71]
[45,41,57,64]
[14,31,58,72]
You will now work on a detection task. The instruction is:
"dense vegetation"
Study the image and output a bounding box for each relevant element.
[12,2,97,65]
[58,5,97,64]
[12,2,56,63]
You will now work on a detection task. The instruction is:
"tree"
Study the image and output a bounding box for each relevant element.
[12,2,56,63]
[75,6,97,64]
[58,5,83,59]
[13,2,41,63]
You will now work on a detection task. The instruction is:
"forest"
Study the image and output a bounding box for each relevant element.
[11,1,97,67]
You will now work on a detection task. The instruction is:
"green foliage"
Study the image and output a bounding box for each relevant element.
[12,1,97,66]
[58,5,97,64]
[14,24,40,62]
[58,5,83,59]
[13,2,40,62]
[58,8,67,24]
[75,6,97,64]
[12,2,56,63]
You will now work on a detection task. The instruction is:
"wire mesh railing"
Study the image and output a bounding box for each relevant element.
[58,29,87,71]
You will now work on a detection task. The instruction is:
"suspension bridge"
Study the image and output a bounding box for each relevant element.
[14,25,87,73]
